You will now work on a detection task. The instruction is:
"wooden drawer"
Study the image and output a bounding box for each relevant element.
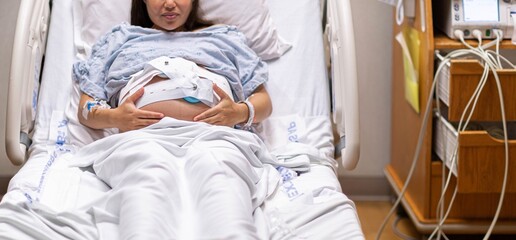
[437,59,516,121]
[458,130,516,194]
[434,113,516,194]
[430,161,516,219]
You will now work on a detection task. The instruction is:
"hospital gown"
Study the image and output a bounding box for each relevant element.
[72,23,268,104]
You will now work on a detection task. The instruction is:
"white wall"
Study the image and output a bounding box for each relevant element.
[338,0,393,178]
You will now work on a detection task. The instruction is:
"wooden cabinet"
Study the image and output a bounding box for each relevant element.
[385,0,516,234]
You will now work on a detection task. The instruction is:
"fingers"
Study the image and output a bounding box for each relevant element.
[113,88,166,131]
[117,102,164,119]
[213,84,229,100]
[193,108,215,122]
[193,107,236,127]
[195,114,225,126]
[193,107,224,123]
[127,88,145,103]
[121,111,163,131]
[119,88,164,119]
[193,86,239,126]
[137,109,164,119]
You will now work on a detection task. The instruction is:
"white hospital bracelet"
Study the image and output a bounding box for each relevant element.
[241,99,255,128]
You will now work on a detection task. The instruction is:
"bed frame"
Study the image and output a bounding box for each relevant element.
[1,0,50,170]
[1,0,360,171]
[325,0,360,170]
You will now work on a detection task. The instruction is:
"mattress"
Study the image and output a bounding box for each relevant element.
[1,0,364,239]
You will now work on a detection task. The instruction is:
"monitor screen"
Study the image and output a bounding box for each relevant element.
[463,0,499,22]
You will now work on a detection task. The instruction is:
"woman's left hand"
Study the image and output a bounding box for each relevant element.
[193,84,248,127]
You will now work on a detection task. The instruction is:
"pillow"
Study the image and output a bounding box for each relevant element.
[198,0,291,60]
[73,0,291,60]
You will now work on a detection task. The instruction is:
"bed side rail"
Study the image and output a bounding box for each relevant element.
[325,0,360,170]
[5,0,50,166]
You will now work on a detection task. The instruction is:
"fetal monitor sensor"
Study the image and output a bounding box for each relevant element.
[434,0,516,39]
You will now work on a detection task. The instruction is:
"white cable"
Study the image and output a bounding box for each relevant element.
[377,29,509,240]
[472,29,483,46]
[430,52,488,240]
[454,30,478,51]
[376,48,474,240]
[484,30,513,69]
[430,58,490,240]
[434,50,445,240]
[375,56,439,240]
[495,29,503,67]
[392,216,419,240]
[428,31,509,240]
[431,62,508,240]
[486,50,516,69]
[431,35,488,240]
[396,0,404,25]
[481,53,509,240]
[456,30,494,68]
[455,32,508,240]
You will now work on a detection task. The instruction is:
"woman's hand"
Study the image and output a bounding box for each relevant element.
[114,88,165,132]
[78,89,164,132]
[193,84,248,127]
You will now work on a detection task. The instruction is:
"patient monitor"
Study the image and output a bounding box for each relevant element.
[434,0,516,39]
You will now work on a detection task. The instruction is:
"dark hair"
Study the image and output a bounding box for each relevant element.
[131,0,212,31]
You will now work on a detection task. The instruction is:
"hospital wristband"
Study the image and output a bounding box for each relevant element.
[240,99,255,128]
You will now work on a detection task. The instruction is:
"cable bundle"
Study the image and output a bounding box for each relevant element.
[377,29,512,240]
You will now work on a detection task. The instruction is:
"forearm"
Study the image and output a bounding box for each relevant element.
[78,91,164,132]
[240,85,272,124]
[78,94,117,129]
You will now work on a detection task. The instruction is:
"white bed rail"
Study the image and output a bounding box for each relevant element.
[5,0,50,166]
[326,0,360,170]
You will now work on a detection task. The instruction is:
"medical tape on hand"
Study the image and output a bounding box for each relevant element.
[82,99,111,120]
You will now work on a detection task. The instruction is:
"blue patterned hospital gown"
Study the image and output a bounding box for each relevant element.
[72,23,268,105]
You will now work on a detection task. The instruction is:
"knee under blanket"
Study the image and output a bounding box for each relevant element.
[0,118,363,240]
[1,118,287,240]
[71,117,285,239]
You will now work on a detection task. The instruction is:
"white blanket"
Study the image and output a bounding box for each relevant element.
[0,118,364,239]
[71,118,285,239]
[0,118,294,239]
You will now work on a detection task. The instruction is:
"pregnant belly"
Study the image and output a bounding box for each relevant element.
[138,76,210,121]
[140,99,210,121]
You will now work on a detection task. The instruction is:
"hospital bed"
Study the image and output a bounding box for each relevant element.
[0,0,364,239]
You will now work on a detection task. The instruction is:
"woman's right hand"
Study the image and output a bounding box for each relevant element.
[78,89,164,132]
[114,88,164,132]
